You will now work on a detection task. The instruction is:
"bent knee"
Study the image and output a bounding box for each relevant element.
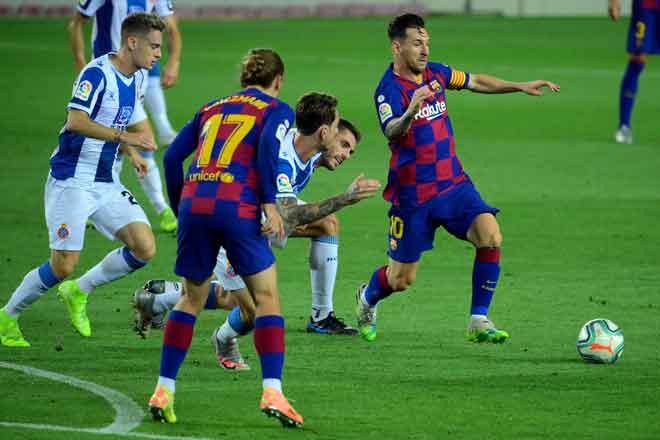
[131,240,156,262]
[629,53,647,64]
[474,231,502,248]
[388,273,416,291]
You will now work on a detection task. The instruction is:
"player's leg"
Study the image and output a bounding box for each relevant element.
[292,214,356,335]
[144,64,177,145]
[126,119,177,232]
[616,53,646,144]
[212,287,254,370]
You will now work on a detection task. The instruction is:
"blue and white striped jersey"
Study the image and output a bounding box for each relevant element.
[50,53,145,183]
[77,0,174,58]
[275,128,322,199]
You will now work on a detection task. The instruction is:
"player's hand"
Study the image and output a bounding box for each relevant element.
[129,153,149,178]
[161,61,180,89]
[261,203,286,241]
[520,80,561,96]
[608,0,621,21]
[345,174,381,204]
[408,86,435,114]
[121,131,158,151]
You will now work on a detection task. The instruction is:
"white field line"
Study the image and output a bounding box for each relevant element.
[0,362,217,440]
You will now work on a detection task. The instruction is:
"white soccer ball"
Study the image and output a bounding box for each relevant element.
[576,318,624,364]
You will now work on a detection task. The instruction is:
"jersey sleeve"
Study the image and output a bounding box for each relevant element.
[154,0,174,17]
[257,103,294,204]
[374,81,405,135]
[77,0,106,17]
[163,112,201,215]
[429,62,470,90]
[67,67,105,115]
[275,155,295,199]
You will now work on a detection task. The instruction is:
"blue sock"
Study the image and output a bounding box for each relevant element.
[619,59,645,127]
[471,248,501,316]
[228,306,253,335]
[364,266,394,306]
[160,310,196,380]
[204,281,219,309]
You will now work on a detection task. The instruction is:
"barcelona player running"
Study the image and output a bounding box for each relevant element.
[609,0,660,144]
[356,14,560,343]
[149,49,302,427]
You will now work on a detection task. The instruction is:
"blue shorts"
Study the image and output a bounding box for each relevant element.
[149,60,161,77]
[627,5,660,54]
[386,182,499,263]
[175,206,274,281]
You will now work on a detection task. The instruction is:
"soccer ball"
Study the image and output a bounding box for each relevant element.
[576,318,624,364]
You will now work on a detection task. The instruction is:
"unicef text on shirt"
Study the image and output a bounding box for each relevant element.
[414,100,447,122]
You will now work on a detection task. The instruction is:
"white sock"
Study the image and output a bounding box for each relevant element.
[4,262,60,316]
[137,154,168,214]
[153,282,183,314]
[78,247,146,294]
[263,379,282,392]
[145,76,176,144]
[157,376,176,393]
[217,319,240,343]
[309,236,338,321]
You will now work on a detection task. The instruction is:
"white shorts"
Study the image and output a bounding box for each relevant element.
[45,175,150,251]
[213,247,246,291]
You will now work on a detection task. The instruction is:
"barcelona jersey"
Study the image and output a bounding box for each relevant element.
[374,62,470,208]
[164,88,293,221]
[629,0,660,54]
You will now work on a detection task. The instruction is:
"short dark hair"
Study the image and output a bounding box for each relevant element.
[240,48,285,88]
[295,92,338,136]
[338,118,361,144]
[387,13,425,41]
[121,13,166,44]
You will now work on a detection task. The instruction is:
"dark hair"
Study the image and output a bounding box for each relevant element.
[295,92,338,136]
[387,13,425,41]
[240,48,285,88]
[121,13,166,44]
[338,118,361,143]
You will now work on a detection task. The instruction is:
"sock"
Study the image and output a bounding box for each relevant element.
[471,247,501,316]
[363,266,394,307]
[137,151,169,214]
[254,315,285,392]
[204,281,220,310]
[145,76,177,143]
[152,281,183,314]
[159,310,197,392]
[4,262,61,316]
[218,306,254,342]
[619,59,645,128]
[77,247,147,295]
[309,236,338,321]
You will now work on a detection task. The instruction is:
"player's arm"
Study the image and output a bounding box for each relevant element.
[382,87,435,140]
[276,174,380,229]
[68,11,90,73]
[161,15,182,88]
[120,144,148,177]
[163,115,200,214]
[65,110,155,150]
[466,74,560,96]
[608,0,621,21]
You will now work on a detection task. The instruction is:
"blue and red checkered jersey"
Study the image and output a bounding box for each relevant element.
[374,62,470,208]
[164,88,293,220]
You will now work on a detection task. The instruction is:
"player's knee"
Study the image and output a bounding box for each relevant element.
[132,238,156,262]
[388,271,416,291]
[629,53,647,64]
[477,230,502,248]
[240,304,256,326]
[52,260,76,279]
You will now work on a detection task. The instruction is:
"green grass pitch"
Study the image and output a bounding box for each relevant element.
[1,15,660,440]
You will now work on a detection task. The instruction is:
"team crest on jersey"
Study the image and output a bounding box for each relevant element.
[389,238,398,251]
[116,106,133,127]
[74,80,93,101]
[430,80,442,92]
[378,103,393,123]
[277,173,293,193]
[225,264,236,278]
[57,224,70,240]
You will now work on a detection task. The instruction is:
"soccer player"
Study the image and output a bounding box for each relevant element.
[355,13,560,343]
[609,0,659,144]
[148,48,299,427]
[133,118,365,342]
[69,0,182,231]
[0,13,163,347]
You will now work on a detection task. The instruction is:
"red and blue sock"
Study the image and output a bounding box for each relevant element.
[619,59,645,127]
[471,247,501,316]
[158,310,196,391]
[254,315,285,391]
[363,266,394,306]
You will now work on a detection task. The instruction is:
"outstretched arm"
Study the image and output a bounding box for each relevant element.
[467,74,560,96]
[68,11,89,73]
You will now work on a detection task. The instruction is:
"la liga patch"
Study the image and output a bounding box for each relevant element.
[74,80,93,101]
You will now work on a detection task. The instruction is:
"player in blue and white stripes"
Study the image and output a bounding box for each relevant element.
[0,13,164,347]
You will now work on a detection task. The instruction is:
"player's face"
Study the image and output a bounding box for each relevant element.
[398,27,429,75]
[133,30,162,70]
[319,128,357,171]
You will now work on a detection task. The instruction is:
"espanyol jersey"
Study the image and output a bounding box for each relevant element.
[374,62,470,208]
[50,53,144,183]
[77,0,174,58]
[275,128,321,199]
